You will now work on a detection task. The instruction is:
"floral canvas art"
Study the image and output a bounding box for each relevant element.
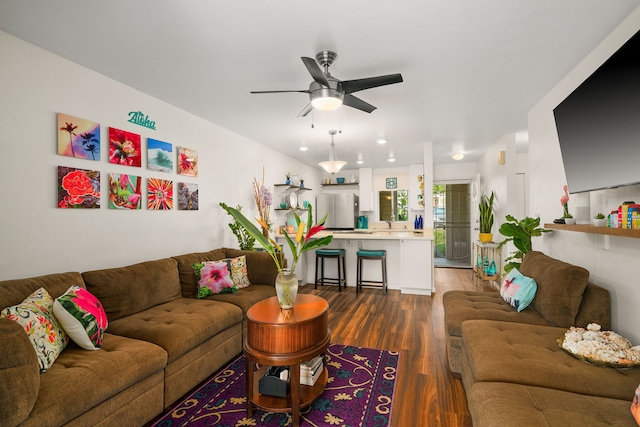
[108,127,141,167]
[148,178,173,210]
[178,146,198,176]
[178,182,198,210]
[57,166,100,209]
[109,173,142,210]
[57,113,100,160]
[147,138,173,173]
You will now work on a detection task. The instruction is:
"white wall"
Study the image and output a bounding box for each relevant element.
[528,6,640,343]
[0,31,321,280]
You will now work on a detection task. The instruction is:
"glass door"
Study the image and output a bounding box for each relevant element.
[433,183,472,268]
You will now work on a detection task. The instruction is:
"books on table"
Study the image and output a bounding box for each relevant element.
[300,355,324,386]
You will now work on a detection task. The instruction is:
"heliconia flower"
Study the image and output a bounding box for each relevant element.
[127,193,141,208]
[119,174,130,190]
[305,224,326,242]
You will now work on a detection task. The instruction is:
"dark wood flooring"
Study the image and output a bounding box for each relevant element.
[299,267,480,427]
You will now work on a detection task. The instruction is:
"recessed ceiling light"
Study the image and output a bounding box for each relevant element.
[452,153,464,160]
[357,160,364,164]
[376,138,387,144]
[388,158,396,162]
[299,146,308,151]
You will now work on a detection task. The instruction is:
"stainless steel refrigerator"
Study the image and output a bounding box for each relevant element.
[316,194,359,230]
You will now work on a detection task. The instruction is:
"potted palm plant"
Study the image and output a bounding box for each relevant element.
[479,192,495,242]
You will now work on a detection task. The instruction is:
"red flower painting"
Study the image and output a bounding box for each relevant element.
[108,127,141,167]
[58,167,100,209]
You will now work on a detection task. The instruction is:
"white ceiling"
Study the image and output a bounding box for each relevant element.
[1,1,638,169]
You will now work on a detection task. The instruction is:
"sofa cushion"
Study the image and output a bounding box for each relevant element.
[461,320,640,401]
[53,285,108,350]
[0,318,39,427]
[632,384,640,424]
[500,268,537,312]
[171,249,228,299]
[225,255,251,288]
[26,333,166,427]
[204,284,277,316]
[82,258,182,321]
[468,382,638,427]
[443,290,550,338]
[224,248,280,286]
[193,261,237,297]
[1,287,69,372]
[105,298,242,364]
[0,272,86,311]
[520,251,589,327]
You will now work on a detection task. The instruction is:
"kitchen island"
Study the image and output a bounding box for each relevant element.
[276,229,434,295]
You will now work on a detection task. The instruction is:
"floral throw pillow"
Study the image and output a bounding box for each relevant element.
[0,287,69,372]
[500,268,537,312]
[53,285,108,350]
[632,384,640,425]
[193,261,237,298]
[224,255,251,289]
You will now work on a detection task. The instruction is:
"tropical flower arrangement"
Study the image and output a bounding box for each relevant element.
[252,169,273,236]
[220,203,333,273]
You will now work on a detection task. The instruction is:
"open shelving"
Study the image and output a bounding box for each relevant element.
[544,223,640,239]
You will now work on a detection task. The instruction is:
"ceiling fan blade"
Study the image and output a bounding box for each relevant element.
[343,94,377,113]
[341,73,403,94]
[250,90,310,94]
[301,57,330,87]
[297,103,313,118]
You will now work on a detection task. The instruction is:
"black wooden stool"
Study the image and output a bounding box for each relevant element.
[315,249,347,291]
[356,249,387,294]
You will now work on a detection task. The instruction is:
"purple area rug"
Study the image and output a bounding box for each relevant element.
[151,344,399,427]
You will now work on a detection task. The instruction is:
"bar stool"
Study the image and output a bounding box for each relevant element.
[356,249,387,294]
[315,249,347,291]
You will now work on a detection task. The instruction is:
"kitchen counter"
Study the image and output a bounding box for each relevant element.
[276,229,433,241]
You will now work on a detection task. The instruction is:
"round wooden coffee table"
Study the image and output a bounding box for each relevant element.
[244,294,330,427]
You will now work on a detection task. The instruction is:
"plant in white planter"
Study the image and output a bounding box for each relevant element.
[564,213,575,225]
[593,213,607,227]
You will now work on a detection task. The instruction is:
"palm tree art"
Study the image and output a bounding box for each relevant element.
[80,132,99,160]
[60,122,78,157]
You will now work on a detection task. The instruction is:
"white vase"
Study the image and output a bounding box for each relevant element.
[275,269,298,309]
[593,218,606,227]
[564,218,576,225]
[290,174,301,187]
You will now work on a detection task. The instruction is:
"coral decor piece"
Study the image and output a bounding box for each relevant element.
[147,178,173,210]
[57,113,100,160]
[177,146,198,176]
[109,173,142,210]
[108,127,141,167]
[57,166,100,209]
[147,138,173,173]
[559,323,640,368]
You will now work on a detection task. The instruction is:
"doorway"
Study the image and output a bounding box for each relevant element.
[433,184,471,268]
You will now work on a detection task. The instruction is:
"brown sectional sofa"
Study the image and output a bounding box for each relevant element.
[0,248,278,427]
[443,251,639,426]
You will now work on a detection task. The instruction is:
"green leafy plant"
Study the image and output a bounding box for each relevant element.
[564,212,573,218]
[497,215,551,273]
[479,192,495,233]
[595,213,606,219]
[220,203,255,251]
[220,203,333,272]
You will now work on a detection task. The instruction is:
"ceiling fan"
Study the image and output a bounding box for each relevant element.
[250,51,403,117]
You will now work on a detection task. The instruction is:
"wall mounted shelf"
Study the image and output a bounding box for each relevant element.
[544,223,640,239]
[320,183,359,186]
[274,184,312,192]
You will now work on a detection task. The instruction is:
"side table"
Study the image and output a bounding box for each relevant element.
[471,240,502,290]
[244,294,330,427]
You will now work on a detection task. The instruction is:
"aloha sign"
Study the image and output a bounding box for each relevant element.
[127,111,156,130]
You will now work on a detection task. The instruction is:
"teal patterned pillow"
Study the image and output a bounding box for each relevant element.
[0,287,69,372]
[193,261,238,298]
[53,285,108,350]
[500,268,537,312]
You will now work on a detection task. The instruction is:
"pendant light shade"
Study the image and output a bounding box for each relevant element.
[319,130,347,174]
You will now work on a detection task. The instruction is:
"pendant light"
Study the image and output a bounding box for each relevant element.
[319,130,347,174]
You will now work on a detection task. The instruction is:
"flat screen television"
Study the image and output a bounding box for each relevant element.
[553,29,640,194]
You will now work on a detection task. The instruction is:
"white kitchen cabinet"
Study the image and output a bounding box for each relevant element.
[400,239,433,295]
[358,167,374,211]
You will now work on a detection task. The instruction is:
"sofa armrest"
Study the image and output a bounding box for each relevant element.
[574,282,611,330]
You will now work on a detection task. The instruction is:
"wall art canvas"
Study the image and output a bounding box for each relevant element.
[178,182,198,210]
[148,178,173,210]
[177,147,198,177]
[147,138,173,173]
[108,127,141,167]
[57,113,100,160]
[109,173,142,210]
[57,166,100,209]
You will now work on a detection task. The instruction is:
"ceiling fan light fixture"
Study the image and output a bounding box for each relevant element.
[319,130,347,174]
[310,87,344,111]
